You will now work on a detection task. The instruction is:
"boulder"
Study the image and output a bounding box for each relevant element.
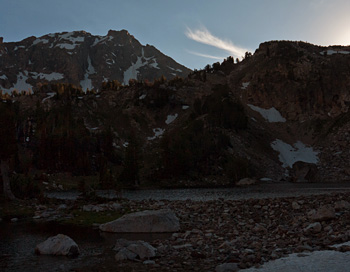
[99,209,180,233]
[236,178,257,186]
[291,161,318,183]
[35,234,80,256]
[304,222,322,234]
[334,200,350,211]
[308,206,336,221]
[114,239,156,261]
[127,241,156,259]
[115,247,137,261]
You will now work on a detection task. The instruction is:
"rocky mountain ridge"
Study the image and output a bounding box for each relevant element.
[0,30,190,93]
[2,40,350,188]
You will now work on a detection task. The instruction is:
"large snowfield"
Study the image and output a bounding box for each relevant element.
[271,139,319,168]
[241,242,350,272]
[248,104,286,123]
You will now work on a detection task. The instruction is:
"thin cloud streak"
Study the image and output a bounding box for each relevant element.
[186,50,226,60]
[185,27,248,58]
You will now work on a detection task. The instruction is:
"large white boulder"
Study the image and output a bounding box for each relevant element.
[99,209,180,233]
[35,234,80,256]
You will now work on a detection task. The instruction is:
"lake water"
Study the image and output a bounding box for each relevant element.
[0,221,170,272]
[47,181,350,201]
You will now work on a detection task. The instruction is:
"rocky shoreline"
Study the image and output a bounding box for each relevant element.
[2,191,350,271]
[77,192,350,271]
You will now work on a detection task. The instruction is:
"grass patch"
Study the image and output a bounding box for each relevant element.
[60,209,125,227]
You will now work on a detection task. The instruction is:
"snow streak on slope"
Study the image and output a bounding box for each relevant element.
[80,56,96,91]
[31,72,64,81]
[165,114,178,125]
[248,104,286,123]
[123,49,160,85]
[320,50,350,55]
[147,128,165,140]
[271,139,319,168]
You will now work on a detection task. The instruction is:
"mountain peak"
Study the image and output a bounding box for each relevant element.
[0,30,191,93]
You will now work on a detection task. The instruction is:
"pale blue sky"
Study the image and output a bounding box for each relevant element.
[1,0,350,69]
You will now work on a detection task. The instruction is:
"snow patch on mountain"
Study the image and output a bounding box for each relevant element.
[241,82,250,89]
[147,128,165,141]
[14,46,25,51]
[42,92,56,103]
[149,60,160,69]
[55,32,85,50]
[0,75,8,80]
[248,104,286,122]
[123,49,162,84]
[271,139,319,168]
[139,94,147,100]
[92,36,114,47]
[80,56,96,91]
[1,71,33,94]
[320,50,350,55]
[31,72,64,81]
[165,113,178,125]
[33,38,49,46]
[168,66,183,73]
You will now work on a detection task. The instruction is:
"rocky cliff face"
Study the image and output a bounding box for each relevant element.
[0,30,191,93]
[230,41,350,122]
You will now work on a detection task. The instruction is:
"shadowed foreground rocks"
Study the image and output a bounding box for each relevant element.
[104,192,350,271]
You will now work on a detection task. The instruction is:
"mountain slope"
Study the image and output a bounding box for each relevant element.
[0,30,191,93]
[3,40,350,188]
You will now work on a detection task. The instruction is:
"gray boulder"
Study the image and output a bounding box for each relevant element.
[127,241,156,259]
[115,247,138,261]
[114,239,156,261]
[35,234,80,256]
[304,222,322,234]
[236,178,257,186]
[99,209,180,233]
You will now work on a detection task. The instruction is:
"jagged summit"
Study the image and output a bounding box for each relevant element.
[0,30,191,93]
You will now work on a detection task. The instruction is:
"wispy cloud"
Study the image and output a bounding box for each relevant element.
[186,50,226,60]
[185,26,248,58]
